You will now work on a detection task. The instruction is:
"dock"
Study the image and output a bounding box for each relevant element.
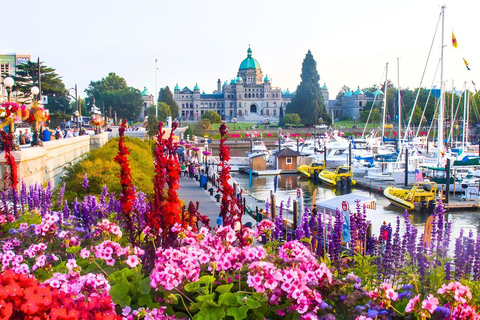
[353,173,480,211]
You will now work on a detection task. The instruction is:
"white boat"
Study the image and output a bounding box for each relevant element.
[253,169,282,176]
[247,141,270,157]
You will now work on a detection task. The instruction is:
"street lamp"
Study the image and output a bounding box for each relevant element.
[232,117,237,130]
[4,77,14,102]
[68,84,81,130]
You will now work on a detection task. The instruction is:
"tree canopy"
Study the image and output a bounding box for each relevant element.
[158,86,179,119]
[201,110,221,124]
[286,50,330,126]
[12,61,71,114]
[281,113,302,126]
[85,73,142,120]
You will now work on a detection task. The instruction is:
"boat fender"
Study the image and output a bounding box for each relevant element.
[378,187,383,195]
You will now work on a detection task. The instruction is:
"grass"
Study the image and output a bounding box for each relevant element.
[332,120,379,129]
[211,122,278,131]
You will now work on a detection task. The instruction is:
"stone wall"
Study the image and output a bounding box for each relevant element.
[0,132,110,189]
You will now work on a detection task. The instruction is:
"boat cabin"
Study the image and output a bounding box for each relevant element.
[249,154,267,171]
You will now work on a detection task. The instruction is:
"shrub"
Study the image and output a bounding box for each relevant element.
[60,137,154,202]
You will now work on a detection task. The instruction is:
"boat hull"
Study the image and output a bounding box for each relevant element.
[383,187,415,210]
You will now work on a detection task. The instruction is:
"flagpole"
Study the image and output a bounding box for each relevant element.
[155,57,158,118]
[462,82,466,149]
[397,57,401,152]
[437,5,445,166]
[382,62,388,144]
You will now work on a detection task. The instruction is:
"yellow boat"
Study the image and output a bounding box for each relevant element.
[318,166,356,187]
[383,182,437,210]
[298,161,325,178]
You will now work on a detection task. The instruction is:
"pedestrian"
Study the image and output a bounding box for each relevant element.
[42,127,51,142]
[19,130,26,145]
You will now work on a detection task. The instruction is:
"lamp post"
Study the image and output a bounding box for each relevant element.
[3,77,14,103]
[68,84,81,130]
[3,77,20,150]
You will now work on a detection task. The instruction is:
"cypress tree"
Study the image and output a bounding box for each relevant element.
[287,50,331,126]
[158,86,179,119]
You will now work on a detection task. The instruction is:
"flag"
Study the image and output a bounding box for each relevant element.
[473,81,477,86]
[452,31,458,48]
[463,58,471,70]
[415,169,423,182]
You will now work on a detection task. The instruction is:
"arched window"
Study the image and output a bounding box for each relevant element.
[256,93,259,98]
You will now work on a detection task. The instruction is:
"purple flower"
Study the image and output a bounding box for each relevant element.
[82,173,89,191]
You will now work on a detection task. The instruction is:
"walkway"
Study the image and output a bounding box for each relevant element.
[178,177,256,228]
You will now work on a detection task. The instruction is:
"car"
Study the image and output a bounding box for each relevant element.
[315,124,327,129]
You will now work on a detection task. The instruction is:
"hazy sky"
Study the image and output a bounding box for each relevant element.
[4,0,479,100]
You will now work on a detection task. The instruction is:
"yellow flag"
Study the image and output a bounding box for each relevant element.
[452,31,458,48]
[463,58,471,70]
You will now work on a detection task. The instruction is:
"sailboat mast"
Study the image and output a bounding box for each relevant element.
[466,91,470,146]
[382,63,388,143]
[397,58,401,151]
[462,82,467,148]
[437,5,445,165]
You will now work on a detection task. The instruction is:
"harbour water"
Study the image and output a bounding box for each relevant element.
[231,172,480,244]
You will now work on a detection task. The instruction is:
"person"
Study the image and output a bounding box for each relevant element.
[180,161,186,177]
[42,127,51,142]
[55,127,62,140]
[24,129,31,144]
[311,204,317,217]
[19,130,26,145]
[60,118,67,130]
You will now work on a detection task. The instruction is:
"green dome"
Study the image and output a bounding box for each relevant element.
[141,87,151,96]
[194,83,200,90]
[239,47,261,70]
[230,79,236,85]
[285,88,290,94]
[264,75,270,82]
[236,77,243,83]
[322,83,328,90]
[174,83,179,90]
[354,88,364,95]
[344,90,353,97]
[374,89,384,95]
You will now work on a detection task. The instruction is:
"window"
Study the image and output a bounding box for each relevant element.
[0,63,10,76]
[273,109,277,115]
[286,157,293,164]
[182,111,185,117]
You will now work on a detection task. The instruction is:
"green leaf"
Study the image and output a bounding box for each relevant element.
[140,276,152,294]
[215,283,234,294]
[245,298,261,309]
[197,293,215,302]
[66,245,81,254]
[200,306,226,320]
[110,283,131,307]
[137,294,153,307]
[198,275,215,285]
[218,292,238,306]
[184,281,201,293]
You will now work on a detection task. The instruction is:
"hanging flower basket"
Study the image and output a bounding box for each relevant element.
[179,141,186,145]
[185,143,192,148]
[192,147,200,152]
[202,151,212,156]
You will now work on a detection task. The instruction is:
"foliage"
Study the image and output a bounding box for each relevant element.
[281,113,302,126]
[146,114,159,138]
[146,102,171,122]
[12,60,70,114]
[86,73,143,120]
[201,110,222,124]
[70,97,88,117]
[184,125,193,141]
[158,86,179,119]
[287,50,331,126]
[61,137,154,201]
[194,119,211,136]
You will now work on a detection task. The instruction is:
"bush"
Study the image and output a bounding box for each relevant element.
[60,137,154,202]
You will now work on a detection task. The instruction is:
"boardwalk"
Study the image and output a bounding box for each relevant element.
[178,176,256,228]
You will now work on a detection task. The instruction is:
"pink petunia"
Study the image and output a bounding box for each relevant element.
[126,255,139,268]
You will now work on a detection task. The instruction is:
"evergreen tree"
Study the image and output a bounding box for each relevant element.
[158,86,179,119]
[287,50,331,126]
[12,60,70,113]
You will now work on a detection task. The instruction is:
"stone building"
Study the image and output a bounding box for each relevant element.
[327,87,384,120]
[139,87,154,120]
[174,47,298,122]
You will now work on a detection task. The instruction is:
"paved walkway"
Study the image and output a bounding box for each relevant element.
[178,177,255,228]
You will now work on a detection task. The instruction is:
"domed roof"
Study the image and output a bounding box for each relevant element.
[344,90,353,97]
[285,88,290,94]
[194,83,200,90]
[373,89,384,95]
[264,75,270,82]
[236,77,243,83]
[230,79,236,85]
[322,83,328,90]
[353,87,364,95]
[141,87,151,96]
[174,83,179,90]
[239,47,261,70]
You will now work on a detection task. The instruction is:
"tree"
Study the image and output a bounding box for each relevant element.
[201,110,221,124]
[146,115,159,138]
[194,119,211,136]
[147,102,171,122]
[335,85,350,106]
[85,73,142,120]
[286,50,331,126]
[158,86,179,119]
[370,109,381,123]
[281,113,302,126]
[12,60,70,114]
[70,97,88,117]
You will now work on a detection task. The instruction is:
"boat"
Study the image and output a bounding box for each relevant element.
[298,161,325,178]
[383,182,437,210]
[252,169,282,176]
[318,166,356,187]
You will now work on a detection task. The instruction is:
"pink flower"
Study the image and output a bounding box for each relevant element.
[79,248,91,259]
[126,255,139,268]
[385,288,399,301]
[66,258,78,271]
[406,294,420,313]
[421,294,439,314]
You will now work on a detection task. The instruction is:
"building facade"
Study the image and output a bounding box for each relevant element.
[139,87,154,120]
[327,87,384,121]
[174,47,297,122]
[0,53,31,78]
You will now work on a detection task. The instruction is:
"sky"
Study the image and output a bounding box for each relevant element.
[4,0,480,101]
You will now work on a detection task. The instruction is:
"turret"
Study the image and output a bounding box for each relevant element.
[217,79,221,92]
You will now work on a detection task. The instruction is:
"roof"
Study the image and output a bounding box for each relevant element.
[174,83,180,90]
[274,147,301,157]
[141,87,151,96]
[353,87,364,95]
[322,83,328,90]
[264,75,270,82]
[316,193,376,211]
[194,83,199,90]
[180,87,193,93]
[239,47,261,70]
[373,89,384,95]
[344,90,353,97]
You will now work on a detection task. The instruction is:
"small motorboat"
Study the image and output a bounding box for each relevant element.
[383,182,437,210]
[298,161,325,178]
[318,166,356,187]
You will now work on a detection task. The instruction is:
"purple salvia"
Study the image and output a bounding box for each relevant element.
[286,196,291,209]
[58,183,66,208]
[20,180,27,214]
[274,201,284,240]
[443,220,452,256]
[100,185,108,207]
[417,233,426,278]
[332,209,343,265]
[316,212,324,256]
[63,200,70,221]
[82,173,89,192]
[473,233,480,281]
[302,206,311,239]
[464,230,475,278]
[265,200,270,215]
[454,229,465,280]
[392,217,402,269]
[12,188,18,218]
